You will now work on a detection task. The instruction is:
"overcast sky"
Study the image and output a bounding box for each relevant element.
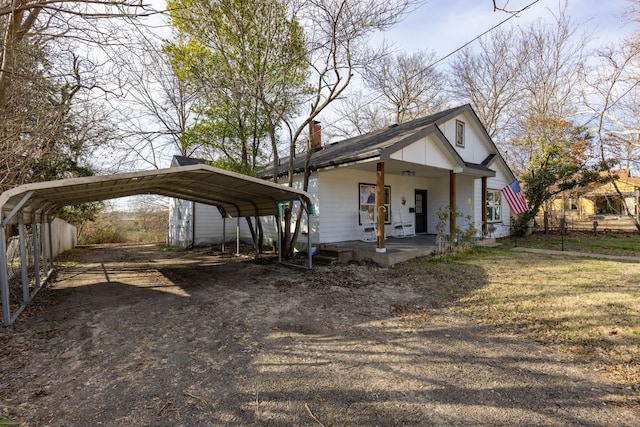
[382,0,634,59]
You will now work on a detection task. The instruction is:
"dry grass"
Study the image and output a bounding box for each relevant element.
[498,230,640,256]
[403,248,640,406]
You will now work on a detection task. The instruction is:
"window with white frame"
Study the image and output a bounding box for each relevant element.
[486,189,501,222]
[455,120,465,147]
[359,183,390,224]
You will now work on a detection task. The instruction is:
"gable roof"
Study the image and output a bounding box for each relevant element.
[262,104,504,179]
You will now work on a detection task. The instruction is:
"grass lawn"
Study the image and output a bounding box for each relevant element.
[497,230,640,256]
[402,244,640,407]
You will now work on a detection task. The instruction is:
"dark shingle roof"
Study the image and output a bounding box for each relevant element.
[172,156,208,167]
[264,105,470,178]
[172,104,504,179]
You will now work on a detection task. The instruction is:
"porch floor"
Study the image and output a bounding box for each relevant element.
[319,234,438,267]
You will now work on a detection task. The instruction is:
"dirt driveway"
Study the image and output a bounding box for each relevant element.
[1,243,638,426]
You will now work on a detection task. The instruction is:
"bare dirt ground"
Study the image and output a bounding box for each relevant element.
[1,243,638,426]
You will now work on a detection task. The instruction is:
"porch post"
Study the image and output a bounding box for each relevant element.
[481,177,488,235]
[376,162,386,253]
[449,170,456,236]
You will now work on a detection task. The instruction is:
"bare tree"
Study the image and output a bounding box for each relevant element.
[580,44,640,169]
[449,28,522,139]
[0,0,164,190]
[331,89,390,137]
[578,42,640,227]
[361,49,447,125]
[449,5,588,175]
[104,25,198,171]
[275,0,421,257]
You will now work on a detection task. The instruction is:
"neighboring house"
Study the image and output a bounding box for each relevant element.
[542,169,640,228]
[167,104,517,248]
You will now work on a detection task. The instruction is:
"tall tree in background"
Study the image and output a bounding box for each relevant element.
[0,0,159,189]
[361,50,447,126]
[104,27,198,171]
[276,0,419,257]
[450,28,522,140]
[165,0,308,174]
[578,41,640,229]
[166,0,309,248]
[449,6,601,231]
[332,90,389,137]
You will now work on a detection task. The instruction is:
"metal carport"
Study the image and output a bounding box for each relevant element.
[0,164,313,326]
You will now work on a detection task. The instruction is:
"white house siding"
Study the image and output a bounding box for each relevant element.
[487,168,513,237]
[167,198,282,248]
[455,175,476,232]
[439,112,493,164]
[390,135,456,170]
[426,176,449,234]
[167,198,193,247]
[284,174,320,246]
[316,166,438,243]
[317,168,370,243]
[193,205,280,247]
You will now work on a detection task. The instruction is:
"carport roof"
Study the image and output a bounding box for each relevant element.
[0,164,312,226]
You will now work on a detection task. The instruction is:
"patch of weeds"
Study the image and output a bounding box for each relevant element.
[0,401,20,426]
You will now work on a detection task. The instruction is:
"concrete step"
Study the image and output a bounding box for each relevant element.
[313,254,339,265]
[315,246,354,264]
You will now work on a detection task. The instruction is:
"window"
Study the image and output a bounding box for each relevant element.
[564,198,578,211]
[359,183,391,224]
[486,189,501,222]
[455,120,465,147]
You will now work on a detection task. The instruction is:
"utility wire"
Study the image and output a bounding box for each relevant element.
[321,0,542,132]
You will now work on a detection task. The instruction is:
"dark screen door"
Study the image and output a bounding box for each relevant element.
[414,190,428,233]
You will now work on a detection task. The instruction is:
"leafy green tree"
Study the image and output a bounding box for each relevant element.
[512,117,605,234]
[166,0,309,251]
[165,0,308,173]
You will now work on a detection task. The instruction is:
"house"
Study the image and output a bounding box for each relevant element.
[167,104,517,248]
[542,169,640,230]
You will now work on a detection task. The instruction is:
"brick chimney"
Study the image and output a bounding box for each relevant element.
[309,120,322,151]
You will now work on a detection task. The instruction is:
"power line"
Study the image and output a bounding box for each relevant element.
[322,0,542,132]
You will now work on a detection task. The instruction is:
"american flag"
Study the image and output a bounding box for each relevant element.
[501,180,528,215]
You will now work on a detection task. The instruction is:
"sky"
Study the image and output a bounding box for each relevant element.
[382,0,634,59]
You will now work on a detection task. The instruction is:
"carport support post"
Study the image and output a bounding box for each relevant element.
[307,208,312,268]
[254,215,259,259]
[18,213,29,303]
[33,222,40,290]
[277,208,282,263]
[41,216,48,276]
[222,217,226,253]
[1,213,11,326]
[47,217,54,272]
[236,217,240,256]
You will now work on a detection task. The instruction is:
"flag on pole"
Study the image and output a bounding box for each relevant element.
[501,179,528,215]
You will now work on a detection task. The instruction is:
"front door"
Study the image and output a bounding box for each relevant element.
[414,190,428,233]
